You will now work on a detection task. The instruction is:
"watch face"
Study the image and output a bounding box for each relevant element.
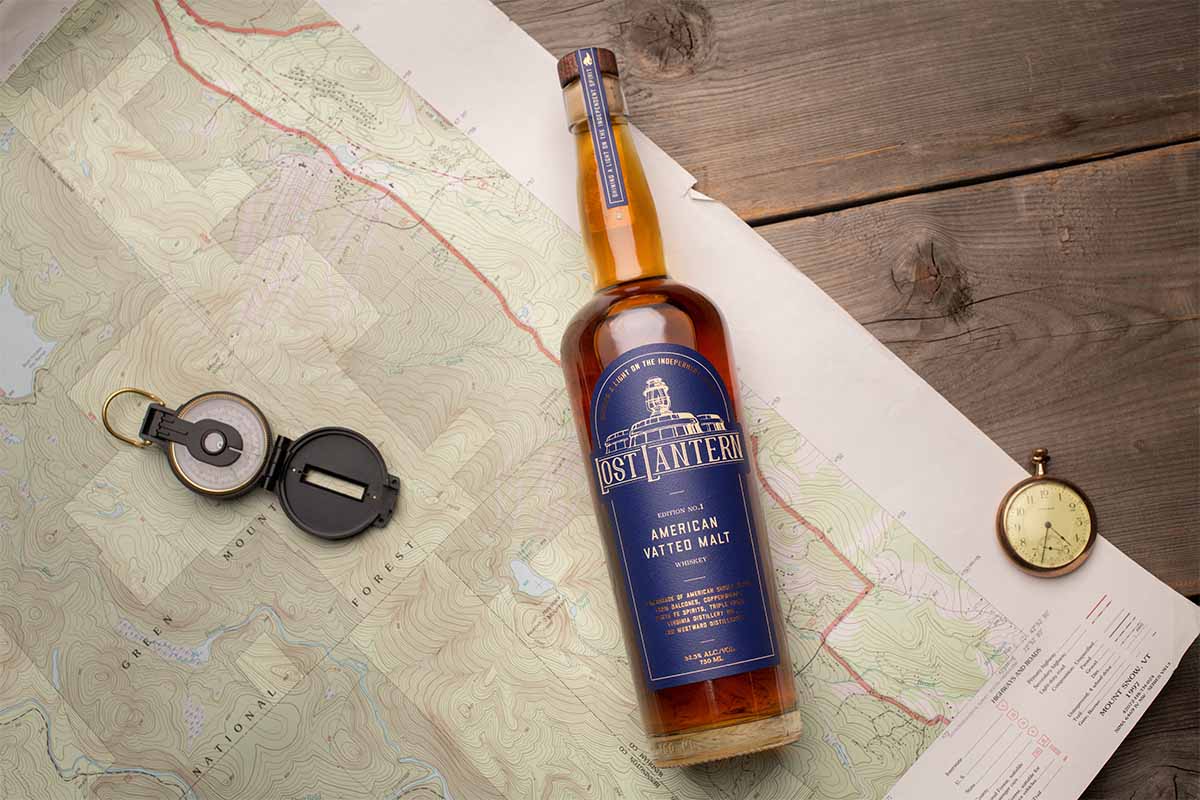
[1001,479,1094,571]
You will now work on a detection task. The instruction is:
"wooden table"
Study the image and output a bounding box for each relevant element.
[500,1,1199,796]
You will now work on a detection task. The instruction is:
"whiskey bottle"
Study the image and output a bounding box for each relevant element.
[557,48,801,767]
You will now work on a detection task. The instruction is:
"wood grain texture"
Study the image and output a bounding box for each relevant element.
[1082,639,1199,800]
[499,0,1200,220]
[752,137,1200,800]
[504,1,1198,793]
[759,142,1199,598]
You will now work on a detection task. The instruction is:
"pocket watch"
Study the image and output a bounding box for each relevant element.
[996,448,1097,577]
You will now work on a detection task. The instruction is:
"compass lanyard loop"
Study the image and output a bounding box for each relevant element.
[140,404,245,468]
[99,386,400,539]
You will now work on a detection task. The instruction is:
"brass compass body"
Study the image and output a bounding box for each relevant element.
[996,449,1097,577]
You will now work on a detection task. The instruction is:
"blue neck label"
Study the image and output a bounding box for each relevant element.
[590,343,779,691]
[575,47,628,209]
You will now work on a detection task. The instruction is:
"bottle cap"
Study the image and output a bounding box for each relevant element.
[557,47,620,87]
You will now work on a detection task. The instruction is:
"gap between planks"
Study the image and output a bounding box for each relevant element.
[744,134,1200,228]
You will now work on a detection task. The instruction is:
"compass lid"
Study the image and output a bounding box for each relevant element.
[271,427,400,540]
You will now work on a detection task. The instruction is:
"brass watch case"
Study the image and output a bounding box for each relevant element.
[996,469,1098,578]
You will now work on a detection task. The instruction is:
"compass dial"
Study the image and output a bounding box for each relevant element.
[1001,480,1093,570]
[170,393,269,495]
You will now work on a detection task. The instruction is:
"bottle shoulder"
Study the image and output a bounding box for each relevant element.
[561,278,725,351]
[560,277,737,397]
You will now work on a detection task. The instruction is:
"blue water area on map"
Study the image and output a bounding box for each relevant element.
[93,502,127,520]
[825,732,852,768]
[0,279,57,399]
[510,559,556,597]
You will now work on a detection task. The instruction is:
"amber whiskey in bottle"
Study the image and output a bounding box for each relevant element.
[557,48,801,767]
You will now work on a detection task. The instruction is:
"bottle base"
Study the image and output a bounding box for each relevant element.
[650,709,802,768]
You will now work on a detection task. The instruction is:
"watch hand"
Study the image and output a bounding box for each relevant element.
[1040,523,1050,564]
[1049,526,1072,548]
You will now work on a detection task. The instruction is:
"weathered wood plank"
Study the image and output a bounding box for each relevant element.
[499,0,1199,220]
[1082,637,1198,800]
[759,142,1199,598]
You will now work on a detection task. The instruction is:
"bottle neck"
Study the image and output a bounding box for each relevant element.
[563,75,667,291]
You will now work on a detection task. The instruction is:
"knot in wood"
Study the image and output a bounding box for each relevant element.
[890,241,974,323]
[624,0,715,79]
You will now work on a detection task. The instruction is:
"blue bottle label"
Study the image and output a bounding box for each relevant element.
[590,343,779,691]
[574,47,628,209]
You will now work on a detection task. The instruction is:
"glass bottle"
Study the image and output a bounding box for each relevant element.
[557,47,801,767]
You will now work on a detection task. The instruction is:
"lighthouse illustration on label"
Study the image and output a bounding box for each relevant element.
[582,343,779,696]
[603,377,729,453]
[592,375,746,496]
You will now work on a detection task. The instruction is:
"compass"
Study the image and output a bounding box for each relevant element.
[102,387,399,540]
[996,448,1097,577]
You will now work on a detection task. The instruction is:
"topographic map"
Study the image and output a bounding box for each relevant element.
[0,1,1022,797]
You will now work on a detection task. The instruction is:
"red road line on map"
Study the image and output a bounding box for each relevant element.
[823,642,951,727]
[750,434,948,727]
[154,0,560,366]
[821,584,870,641]
[751,436,875,592]
[176,0,339,37]
[181,0,497,188]
[163,0,943,730]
